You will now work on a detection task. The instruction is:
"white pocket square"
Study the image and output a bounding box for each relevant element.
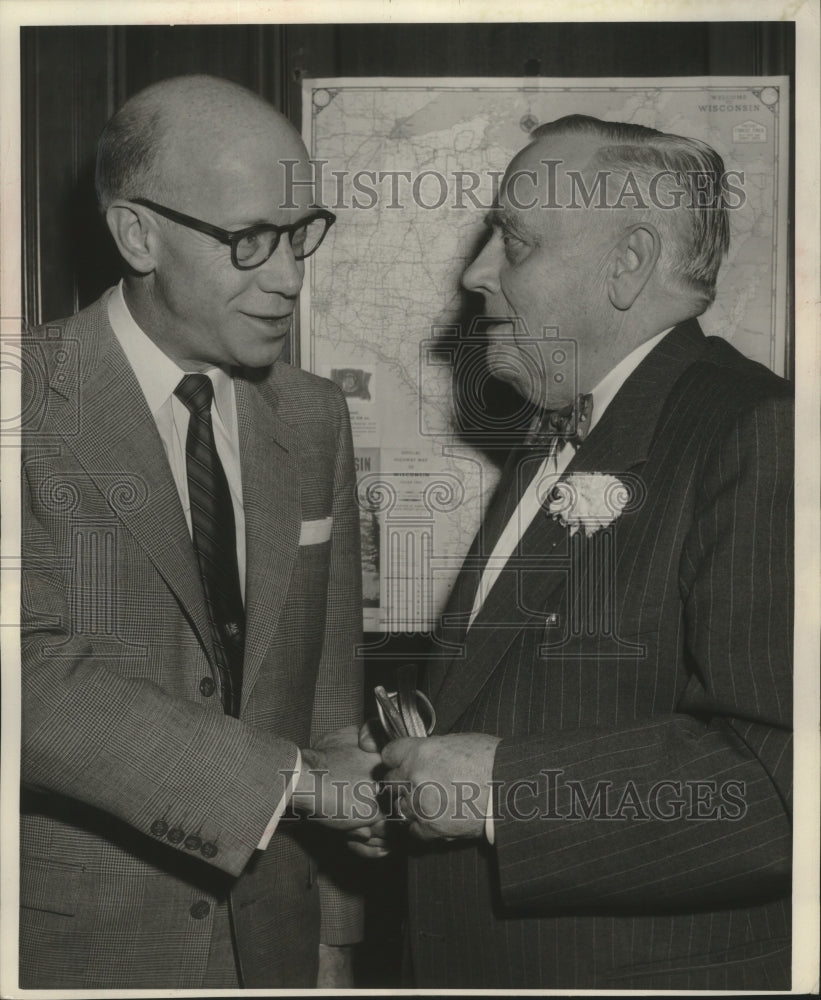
[299,517,333,545]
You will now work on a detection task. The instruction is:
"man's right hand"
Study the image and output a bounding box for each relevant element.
[291,724,383,829]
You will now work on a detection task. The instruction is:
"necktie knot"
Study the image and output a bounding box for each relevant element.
[175,373,214,416]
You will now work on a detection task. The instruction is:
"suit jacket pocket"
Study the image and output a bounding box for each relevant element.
[20,855,85,916]
[299,517,333,545]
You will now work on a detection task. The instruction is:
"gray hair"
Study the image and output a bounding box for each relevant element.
[530,115,731,309]
[94,98,168,212]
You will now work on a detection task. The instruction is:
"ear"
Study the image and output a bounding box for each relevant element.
[606,223,660,311]
[104,202,158,274]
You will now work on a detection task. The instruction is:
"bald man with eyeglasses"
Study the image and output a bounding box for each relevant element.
[20,75,384,990]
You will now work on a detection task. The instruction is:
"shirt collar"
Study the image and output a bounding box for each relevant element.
[107,280,235,429]
[587,327,672,434]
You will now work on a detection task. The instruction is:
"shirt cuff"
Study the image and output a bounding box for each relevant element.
[257,748,302,850]
[485,786,496,845]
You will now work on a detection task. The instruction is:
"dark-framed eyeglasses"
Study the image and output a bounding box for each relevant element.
[130,197,336,269]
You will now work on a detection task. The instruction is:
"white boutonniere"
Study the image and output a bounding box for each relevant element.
[545,473,630,537]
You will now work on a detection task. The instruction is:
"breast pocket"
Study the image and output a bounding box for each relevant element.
[299,517,333,546]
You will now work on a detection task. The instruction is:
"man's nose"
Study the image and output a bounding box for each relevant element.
[255,237,304,297]
[462,236,502,296]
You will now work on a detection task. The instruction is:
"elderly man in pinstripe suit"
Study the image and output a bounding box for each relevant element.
[378,116,793,989]
[20,76,384,989]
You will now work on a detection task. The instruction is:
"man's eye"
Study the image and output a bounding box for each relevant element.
[501,231,526,261]
[239,232,264,252]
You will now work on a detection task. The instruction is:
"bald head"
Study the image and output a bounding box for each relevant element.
[96,75,321,371]
[95,75,308,212]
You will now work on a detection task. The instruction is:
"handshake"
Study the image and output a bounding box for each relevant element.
[291,669,501,853]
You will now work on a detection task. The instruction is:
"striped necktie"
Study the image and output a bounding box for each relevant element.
[175,373,245,717]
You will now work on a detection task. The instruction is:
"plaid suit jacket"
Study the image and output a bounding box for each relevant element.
[19,291,363,988]
[410,320,793,989]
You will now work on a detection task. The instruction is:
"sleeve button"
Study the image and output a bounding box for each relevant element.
[150,820,168,838]
[189,901,210,919]
[184,834,202,851]
[167,827,184,844]
[200,842,218,859]
[199,677,216,697]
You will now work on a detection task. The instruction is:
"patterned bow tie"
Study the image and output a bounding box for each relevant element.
[526,392,594,454]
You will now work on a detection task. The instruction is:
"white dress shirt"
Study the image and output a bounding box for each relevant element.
[470,328,670,627]
[479,328,671,842]
[107,283,247,597]
[107,282,295,850]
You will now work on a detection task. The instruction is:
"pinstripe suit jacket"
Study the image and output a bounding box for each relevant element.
[19,291,363,988]
[410,320,793,989]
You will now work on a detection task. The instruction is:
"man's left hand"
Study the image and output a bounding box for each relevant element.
[381,733,501,841]
[317,943,354,987]
[345,817,390,858]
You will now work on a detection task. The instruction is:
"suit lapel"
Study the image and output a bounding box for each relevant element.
[433,481,568,733]
[53,299,305,712]
[432,319,708,732]
[428,447,554,703]
[565,318,707,477]
[235,375,301,714]
[50,303,214,658]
